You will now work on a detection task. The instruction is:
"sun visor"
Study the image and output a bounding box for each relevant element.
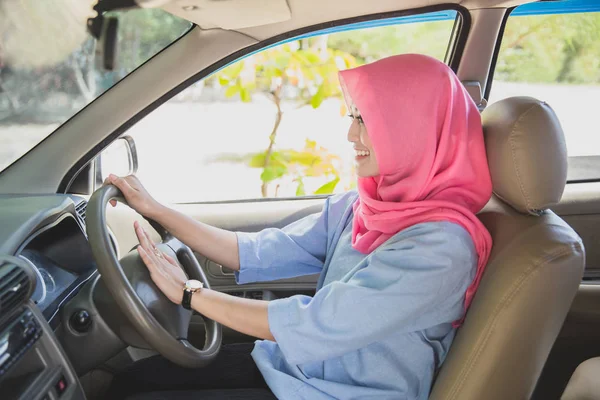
[137,0,292,29]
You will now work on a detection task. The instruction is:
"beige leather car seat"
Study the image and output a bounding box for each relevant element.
[429,97,585,400]
[561,357,600,400]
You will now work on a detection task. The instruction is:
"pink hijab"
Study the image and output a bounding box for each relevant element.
[338,54,492,324]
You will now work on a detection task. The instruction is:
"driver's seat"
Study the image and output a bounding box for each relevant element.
[430,97,585,400]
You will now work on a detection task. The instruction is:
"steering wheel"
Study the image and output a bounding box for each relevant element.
[86,185,221,367]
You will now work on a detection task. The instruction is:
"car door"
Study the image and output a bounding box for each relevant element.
[100,4,600,397]
[484,2,600,399]
[101,8,464,345]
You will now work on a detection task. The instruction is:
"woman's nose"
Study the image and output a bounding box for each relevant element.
[347,120,359,142]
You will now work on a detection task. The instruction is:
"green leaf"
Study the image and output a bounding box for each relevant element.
[310,84,326,108]
[218,76,229,86]
[314,177,340,195]
[303,51,321,64]
[248,153,266,168]
[299,64,317,81]
[292,52,309,65]
[343,54,356,68]
[270,151,289,166]
[294,50,321,67]
[225,85,240,98]
[274,53,291,69]
[289,150,319,166]
[224,61,244,80]
[240,87,251,102]
[250,151,289,168]
[305,139,317,150]
[296,179,305,196]
[261,165,287,183]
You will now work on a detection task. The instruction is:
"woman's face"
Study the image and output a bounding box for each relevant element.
[347,106,379,177]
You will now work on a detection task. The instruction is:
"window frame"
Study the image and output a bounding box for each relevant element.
[62,4,471,201]
[485,0,600,183]
[0,10,194,179]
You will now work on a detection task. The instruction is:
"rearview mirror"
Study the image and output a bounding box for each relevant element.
[88,13,120,71]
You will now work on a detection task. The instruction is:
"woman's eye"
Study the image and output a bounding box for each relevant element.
[347,114,364,124]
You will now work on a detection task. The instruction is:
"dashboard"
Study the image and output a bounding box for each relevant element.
[0,192,317,399]
[19,249,72,314]
[15,214,97,325]
[0,194,98,400]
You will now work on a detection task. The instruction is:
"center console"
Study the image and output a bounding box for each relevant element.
[0,261,85,400]
[0,305,85,400]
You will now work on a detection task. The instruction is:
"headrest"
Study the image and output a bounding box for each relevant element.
[482,96,567,215]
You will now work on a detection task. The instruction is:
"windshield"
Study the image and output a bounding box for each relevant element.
[0,5,191,172]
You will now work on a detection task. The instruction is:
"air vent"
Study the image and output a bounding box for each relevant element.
[75,201,87,223]
[0,263,30,314]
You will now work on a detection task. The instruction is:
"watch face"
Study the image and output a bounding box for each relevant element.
[185,280,203,291]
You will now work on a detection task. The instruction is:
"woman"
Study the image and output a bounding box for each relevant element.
[107,54,492,400]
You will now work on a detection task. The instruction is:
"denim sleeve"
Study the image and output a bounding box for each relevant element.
[267,222,477,365]
[235,192,356,284]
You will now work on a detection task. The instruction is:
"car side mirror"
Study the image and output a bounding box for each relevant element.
[95,135,139,187]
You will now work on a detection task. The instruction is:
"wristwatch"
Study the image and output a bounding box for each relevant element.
[182,279,203,310]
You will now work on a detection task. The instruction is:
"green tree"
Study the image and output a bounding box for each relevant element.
[0,7,191,123]
[216,40,357,197]
[325,20,455,63]
[106,9,192,85]
[496,12,600,84]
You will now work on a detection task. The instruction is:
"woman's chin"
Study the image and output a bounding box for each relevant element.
[356,168,379,178]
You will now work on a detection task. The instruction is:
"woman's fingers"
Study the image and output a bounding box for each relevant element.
[142,242,166,274]
[134,222,169,270]
[133,222,148,250]
[134,225,165,273]
[137,246,157,273]
[162,254,188,279]
[133,223,187,290]
[163,253,179,268]
[102,176,118,207]
[135,227,187,304]
[134,221,154,252]
[124,175,142,190]
[109,174,136,199]
[105,174,140,207]
[142,227,160,254]
[139,224,165,263]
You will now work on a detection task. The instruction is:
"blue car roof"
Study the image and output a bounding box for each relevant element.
[212,0,599,74]
[294,0,600,40]
[513,0,600,16]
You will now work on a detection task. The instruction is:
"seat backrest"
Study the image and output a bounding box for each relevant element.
[429,97,585,400]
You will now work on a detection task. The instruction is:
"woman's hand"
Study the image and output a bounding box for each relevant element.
[104,174,162,218]
[134,220,188,304]
[134,221,274,341]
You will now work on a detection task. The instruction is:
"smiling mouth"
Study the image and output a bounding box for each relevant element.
[354,150,370,159]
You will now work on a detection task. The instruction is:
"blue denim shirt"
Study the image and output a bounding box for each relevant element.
[235,191,476,400]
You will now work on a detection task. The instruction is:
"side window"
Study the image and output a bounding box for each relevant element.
[113,11,459,203]
[490,5,600,181]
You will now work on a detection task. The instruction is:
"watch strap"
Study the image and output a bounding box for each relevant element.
[182,288,193,310]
